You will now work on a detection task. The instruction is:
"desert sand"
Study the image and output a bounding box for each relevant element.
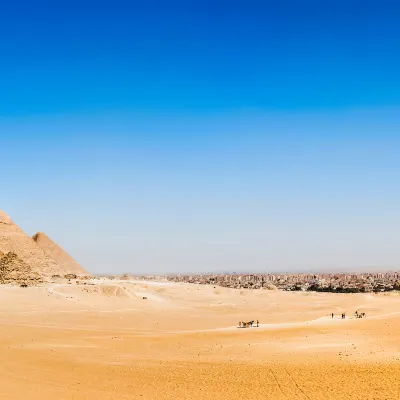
[1,279,400,399]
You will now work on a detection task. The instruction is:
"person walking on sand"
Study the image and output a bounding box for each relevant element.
[331,313,334,319]
[257,319,259,327]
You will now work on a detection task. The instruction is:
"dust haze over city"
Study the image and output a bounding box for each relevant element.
[1,1,400,399]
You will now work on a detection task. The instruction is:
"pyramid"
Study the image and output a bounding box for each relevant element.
[32,232,88,275]
[0,210,60,276]
[0,252,43,286]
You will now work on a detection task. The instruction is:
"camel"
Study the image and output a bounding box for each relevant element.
[239,320,259,328]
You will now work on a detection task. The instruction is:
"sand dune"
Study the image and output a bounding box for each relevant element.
[1,280,400,399]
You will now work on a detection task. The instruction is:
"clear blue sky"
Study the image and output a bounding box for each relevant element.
[1,1,400,274]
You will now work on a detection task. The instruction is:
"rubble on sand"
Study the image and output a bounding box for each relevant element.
[0,252,43,286]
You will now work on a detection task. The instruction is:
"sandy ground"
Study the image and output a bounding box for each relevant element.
[1,280,400,399]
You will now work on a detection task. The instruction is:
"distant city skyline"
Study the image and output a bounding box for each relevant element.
[161,271,400,294]
[1,1,400,274]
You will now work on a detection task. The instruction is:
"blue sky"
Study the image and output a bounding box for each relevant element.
[1,1,400,273]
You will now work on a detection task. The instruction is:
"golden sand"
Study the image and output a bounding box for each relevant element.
[1,280,399,399]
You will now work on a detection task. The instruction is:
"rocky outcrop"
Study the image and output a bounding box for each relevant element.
[32,232,88,275]
[0,252,43,286]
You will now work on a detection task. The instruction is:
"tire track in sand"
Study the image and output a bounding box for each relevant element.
[269,367,289,399]
[284,367,310,399]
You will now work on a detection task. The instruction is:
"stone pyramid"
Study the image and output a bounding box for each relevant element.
[32,232,87,275]
[0,252,43,286]
[0,210,60,276]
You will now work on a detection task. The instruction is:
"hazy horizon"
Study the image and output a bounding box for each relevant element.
[1,1,400,275]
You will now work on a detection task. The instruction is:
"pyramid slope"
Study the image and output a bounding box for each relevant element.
[0,210,60,276]
[32,232,88,275]
[0,252,43,286]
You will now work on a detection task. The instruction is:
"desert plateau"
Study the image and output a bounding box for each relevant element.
[1,278,400,399]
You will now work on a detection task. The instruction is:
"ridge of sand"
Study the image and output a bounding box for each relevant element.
[32,232,87,275]
[0,210,59,276]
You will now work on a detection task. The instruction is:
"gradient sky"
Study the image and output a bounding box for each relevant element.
[1,1,400,274]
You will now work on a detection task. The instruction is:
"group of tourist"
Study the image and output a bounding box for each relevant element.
[238,310,368,330]
[331,310,366,319]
